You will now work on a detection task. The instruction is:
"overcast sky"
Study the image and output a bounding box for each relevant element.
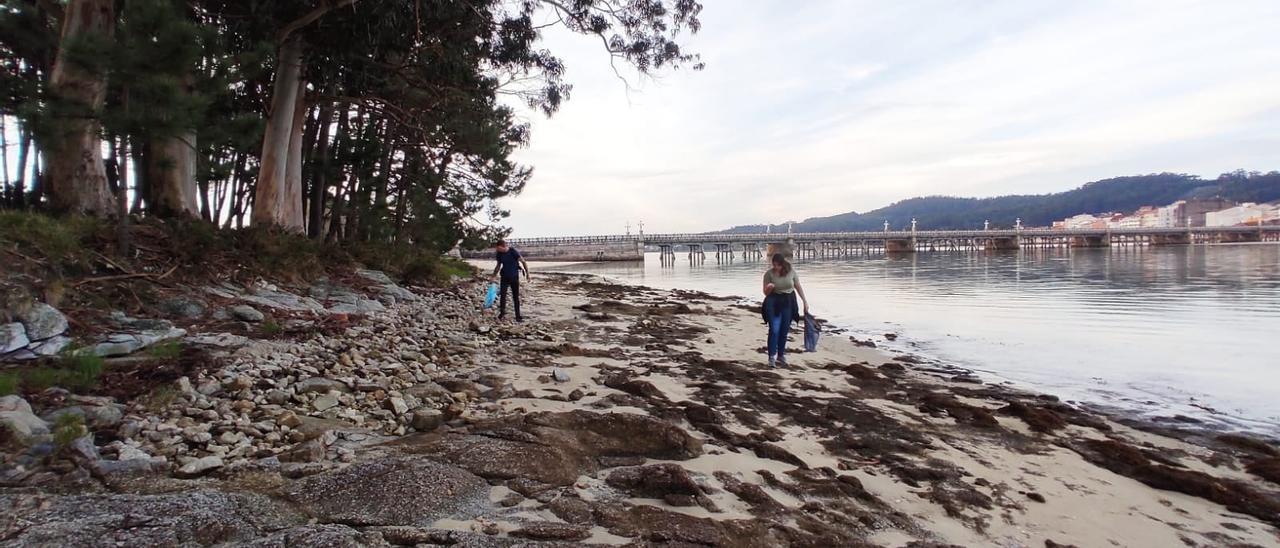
[499,0,1280,237]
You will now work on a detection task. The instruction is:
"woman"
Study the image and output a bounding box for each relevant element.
[762,253,809,368]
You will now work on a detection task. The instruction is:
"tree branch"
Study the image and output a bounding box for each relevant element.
[276,0,361,44]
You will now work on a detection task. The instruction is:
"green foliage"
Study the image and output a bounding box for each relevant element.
[0,373,17,396]
[146,341,183,359]
[260,319,282,336]
[51,413,87,450]
[0,211,99,264]
[21,352,104,393]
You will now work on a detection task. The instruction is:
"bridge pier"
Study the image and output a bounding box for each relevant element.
[766,239,794,259]
[984,236,1020,251]
[659,244,675,266]
[1070,235,1110,248]
[1149,233,1191,246]
[885,238,915,253]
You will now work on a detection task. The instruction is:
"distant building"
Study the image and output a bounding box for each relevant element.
[1063,214,1102,229]
[1205,203,1279,227]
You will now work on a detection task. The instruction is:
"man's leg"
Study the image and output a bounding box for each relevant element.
[511,277,522,319]
[498,277,510,318]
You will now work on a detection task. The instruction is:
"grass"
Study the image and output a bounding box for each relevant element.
[146,340,183,359]
[0,373,17,396]
[0,211,99,264]
[260,319,282,336]
[9,352,104,394]
[51,413,86,450]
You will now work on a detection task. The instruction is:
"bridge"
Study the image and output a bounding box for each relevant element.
[469,226,1280,262]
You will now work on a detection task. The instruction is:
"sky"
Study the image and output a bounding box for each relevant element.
[500,0,1280,237]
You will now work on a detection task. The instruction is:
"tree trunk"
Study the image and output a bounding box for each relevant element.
[146,131,200,217]
[251,35,305,231]
[307,102,336,238]
[13,126,31,208]
[281,80,308,229]
[46,0,116,216]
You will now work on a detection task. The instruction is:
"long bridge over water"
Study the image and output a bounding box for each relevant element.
[475,226,1280,262]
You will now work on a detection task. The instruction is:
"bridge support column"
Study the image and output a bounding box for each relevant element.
[1149,233,1191,246]
[766,239,794,259]
[986,237,1020,251]
[885,238,915,253]
[1070,235,1110,248]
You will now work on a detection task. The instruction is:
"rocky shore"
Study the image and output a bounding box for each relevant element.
[1,271,1278,547]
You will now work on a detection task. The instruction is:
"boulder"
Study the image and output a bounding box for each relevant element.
[239,524,389,548]
[176,456,224,478]
[1,322,29,353]
[230,305,266,323]
[29,335,71,357]
[526,410,704,460]
[160,297,207,319]
[312,395,340,412]
[285,457,488,526]
[19,302,68,340]
[0,395,50,445]
[0,491,302,546]
[410,409,443,432]
[605,463,705,500]
[295,377,350,394]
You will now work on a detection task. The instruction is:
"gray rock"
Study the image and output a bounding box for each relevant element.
[285,457,488,526]
[1,322,29,353]
[90,327,187,357]
[0,395,50,445]
[295,377,349,394]
[160,297,207,319]
[0,490,302,546]
[29,335,71,357]
[356,269,396,285]
[239,524,390,548]
[265,390,291,405]
[19,302,68,340]
[551,368,571,383]
[386,397,409,416]
[230,305,266,323]
[410,409,444,432]
[44,405,123,429]
[176,455,224,478]
[312,395,340,412]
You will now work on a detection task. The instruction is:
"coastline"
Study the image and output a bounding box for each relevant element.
[1,270,1277,546]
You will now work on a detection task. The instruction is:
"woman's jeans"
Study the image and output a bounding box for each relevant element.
[764,293,796,358]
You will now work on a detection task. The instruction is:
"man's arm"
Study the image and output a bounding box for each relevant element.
[520,256,530,279]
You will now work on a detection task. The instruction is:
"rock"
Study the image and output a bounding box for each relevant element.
[239,524,388,548]
[230,305,265,322]
[386,397,409,415]
[280,439,327,463]
[19,302,68,340]
[29,335,71,357]
[567,389,585,401]
[67,434,100,464]
[526,410,704,460]
[606,463,704,500]
[0,395,50,445]
[285,457,488,526]
[295,377,350,394]
[551,368,571,383]
[160,297,207,319]
[176,456,224,478]
[90,327,187,357]
[510,522,591,541]
[410,409,443,432]
[226,375,254,391]
[312,395,340,412]
[44,405,123,429]
[1,322,29,353]
[266,390,291,405]
[0,491,301,546]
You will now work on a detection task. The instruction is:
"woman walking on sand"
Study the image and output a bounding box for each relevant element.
[763,253,809,368]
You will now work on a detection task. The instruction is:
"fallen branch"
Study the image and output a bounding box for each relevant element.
[71,264,180,287]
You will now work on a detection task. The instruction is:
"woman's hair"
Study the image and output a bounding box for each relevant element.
[771,253,792,276]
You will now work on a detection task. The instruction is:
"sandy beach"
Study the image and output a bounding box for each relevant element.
[480,271,1280,547]
[2,269,1278,547]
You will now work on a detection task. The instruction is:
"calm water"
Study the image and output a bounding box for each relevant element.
[544,244,1280,434]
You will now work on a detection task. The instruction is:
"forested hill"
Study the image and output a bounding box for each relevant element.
[725,171,1280,232]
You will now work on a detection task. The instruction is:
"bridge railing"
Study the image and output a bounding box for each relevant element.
[505,225,1278,246]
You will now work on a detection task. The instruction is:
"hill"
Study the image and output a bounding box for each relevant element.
[725,171,1280,232]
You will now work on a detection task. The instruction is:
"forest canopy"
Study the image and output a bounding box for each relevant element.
[0,0,703,252]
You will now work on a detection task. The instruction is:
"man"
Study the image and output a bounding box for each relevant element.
[492,240,529,321]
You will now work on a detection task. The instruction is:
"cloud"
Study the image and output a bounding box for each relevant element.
[500,0,1280,236]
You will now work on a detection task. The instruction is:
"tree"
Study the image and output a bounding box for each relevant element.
[44,0,116,215]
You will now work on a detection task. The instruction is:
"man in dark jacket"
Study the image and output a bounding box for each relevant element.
[492,240,529,321]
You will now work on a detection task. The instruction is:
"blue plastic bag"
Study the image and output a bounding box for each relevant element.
[483,283,499,309]
[803,313,821,352]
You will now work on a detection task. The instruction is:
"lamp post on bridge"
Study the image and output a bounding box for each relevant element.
[911,218,917,233]
[1016,218,1023,231]
[984,220,989,231]
[883,220,889,232]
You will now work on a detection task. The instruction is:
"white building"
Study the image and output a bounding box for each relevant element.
[1205,203,1278,227]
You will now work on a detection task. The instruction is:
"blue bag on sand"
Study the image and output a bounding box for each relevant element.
[483,283,499,309]
[803,313,821,352]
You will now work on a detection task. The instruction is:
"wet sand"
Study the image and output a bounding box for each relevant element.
[474,272,1280,546]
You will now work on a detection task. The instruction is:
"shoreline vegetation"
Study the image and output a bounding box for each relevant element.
[2,225,1279,545]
